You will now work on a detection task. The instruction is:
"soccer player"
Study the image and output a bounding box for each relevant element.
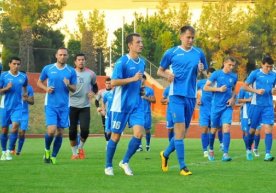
[157,25,208,176]
[102,87,113,146]
[243,55,275,161]
[95,77,112,142]
[15,77,34,155]
[196,67,215,157]
[37,47,77,164]
[137,74,156,152]
[204,56,237,162]
[161,86,174,141]
[0,57,28,161]
[104,33,145,176]
[69,53,98,160]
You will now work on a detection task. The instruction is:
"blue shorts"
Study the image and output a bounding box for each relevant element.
[45,106,69,128]
[211,106,233,128]
[110,107,144,134]
[144,112,151,130]
[0,108,22,127]
[166,105,174,129]
[199,106,211,128]
[169,96,196,128]
[249,105,274,129]
[19,113,29,130]
[240,118,249,132]
[105,112,111,133]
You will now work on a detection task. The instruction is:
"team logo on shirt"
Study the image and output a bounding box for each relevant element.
[129,67,136,70]
[51,71,57,74]
[229,78,233,83]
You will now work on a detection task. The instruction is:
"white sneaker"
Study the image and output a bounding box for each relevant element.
[253,149,260,157]
[203,151,208,158]
[1,152,6,161]
[119,161,133,176]
[104,167,114,176]
[5,150,12,161]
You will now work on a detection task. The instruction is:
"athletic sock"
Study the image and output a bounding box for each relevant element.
[254,134,260,150]
[122,137,141,163]
[17,136,25,153]
[52,136,62,157]
[265,133,272,154]
[201,133,209,151]
[168,130,174,141]
[45,133,54,150]
[209,133,215,151]
[1,133,8,151]
[78,140,84,149]
[146,132,151,146]
[223,132,230,153]
[218,129,223,143]
[71,145,78,155]
[106,139,117,168]
[8,132,18,151]
[164,136,175,157]
[174,139,185,169]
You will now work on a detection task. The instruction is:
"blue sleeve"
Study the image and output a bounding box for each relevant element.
[112,57,125,80]
[28,86,34,97]
[0,74,4,88]
[70,68,77,85]
[103,94,107,104]
[199,48,208,70]
[245,70,256,85]
[209,71,218,83]
[23,75,28,87]
[39,66,48,81]
[163,87,169,98]
[149,88,154,97]
[197,80,203,90]
[160,48,173,70]
[238,88,245,99]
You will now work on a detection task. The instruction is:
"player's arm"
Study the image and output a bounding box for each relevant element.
[142,94,156,103]
[0,82,12,93]
[37,79,54,94]
[196,90,202,105]
[226,85,237,106]
[161,97,168,105]
[243,82,264,95]
[157,67,174,82]
[111,71,143,86]
[203,80,227,92]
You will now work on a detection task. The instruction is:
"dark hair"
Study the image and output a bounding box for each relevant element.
[207,67,216,74]
[180,25,195,34]
[126,33,141,46]
[105,77,111,82]
[9,56,21,63]
[74,53,86,61]
[142,74,147,80]
[223,56,237,64]
[262,55,274,65]
[56,47,68,54]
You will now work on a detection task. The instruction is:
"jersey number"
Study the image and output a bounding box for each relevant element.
[112,121,121,130]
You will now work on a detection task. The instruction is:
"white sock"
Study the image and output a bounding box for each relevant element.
[72,145,78,155]
[78,141,84,149]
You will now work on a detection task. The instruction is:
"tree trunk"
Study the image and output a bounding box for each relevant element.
[19,27,34,72]
[81,30,97,73]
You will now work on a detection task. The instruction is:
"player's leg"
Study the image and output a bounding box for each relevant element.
[69,107,79,159]
[166,105,174,141]
[78,107,90,159]
[253,127,261,157]
[221,107,233,161]
[262,106,274,161]
[105,112,128,175]
[145,112,151,151]
[0,109,10,160]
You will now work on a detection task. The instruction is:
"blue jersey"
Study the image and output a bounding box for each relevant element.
[39,64,77,108]
[238,87,252,119]
[163,86,169,99]
[22,85,34,114]
[245,69,276,107]
[197,79,212,106]
[0,71,28,110]
[209,70,237,107]
[142,86,154,113]
[0,63,2,74]
[110,54,145,112]
[103,90,113,115]
[160,46,208,98]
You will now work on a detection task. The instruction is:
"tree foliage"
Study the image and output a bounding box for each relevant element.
[76,10,108,74]
[196,0,250,80]
[0,0,66,71]
[247,0,276,63]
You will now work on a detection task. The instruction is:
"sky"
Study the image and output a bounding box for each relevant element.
[55,0,203,44]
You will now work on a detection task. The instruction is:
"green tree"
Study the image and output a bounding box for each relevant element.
[248,0,276,63]
[67,39,81,66]
[76,10,108,74]
[0,0,66,72]
[196,0,250,80]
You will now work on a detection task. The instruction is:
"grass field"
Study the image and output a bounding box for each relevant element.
[1,137,276,193]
